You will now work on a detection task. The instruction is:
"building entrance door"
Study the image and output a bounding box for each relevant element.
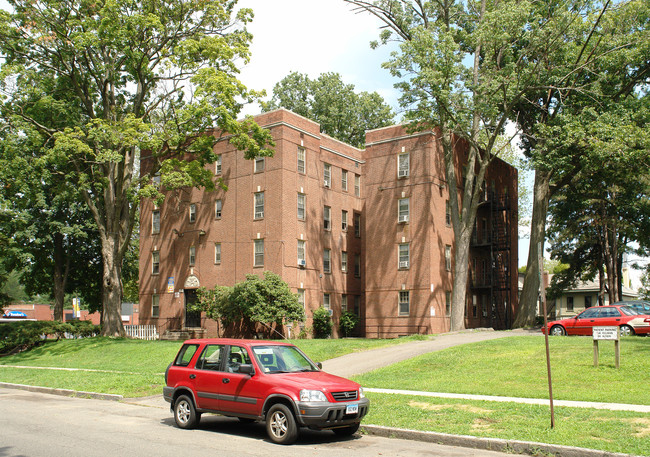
[184,289,202,328]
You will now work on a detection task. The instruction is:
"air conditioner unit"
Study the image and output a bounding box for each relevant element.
[398,215,409,223]
[324,180,330,188]
[255,211,264,219]
[399,260,409,269]
[298,259,306,268]
[398,170,408,178]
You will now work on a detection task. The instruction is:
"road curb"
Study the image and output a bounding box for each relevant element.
[0,382,124,401]
[361,425,636,457]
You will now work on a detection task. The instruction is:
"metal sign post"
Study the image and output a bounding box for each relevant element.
[539,243,555,429]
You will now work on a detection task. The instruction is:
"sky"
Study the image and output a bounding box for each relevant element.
[237,0,400,115]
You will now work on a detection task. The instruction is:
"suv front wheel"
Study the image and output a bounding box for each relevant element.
[266,404,298,445]
[174,395,200,429]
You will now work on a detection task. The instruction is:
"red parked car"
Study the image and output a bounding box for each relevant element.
[543,305,650,336]
[164,338,370,444]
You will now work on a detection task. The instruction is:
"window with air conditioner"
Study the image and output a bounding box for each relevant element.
[398,152,409,178]
[323,163,331,188]
[254,192,264,219]
[323,206,331,231]
[398,198,409,223]
[399,243,410,269]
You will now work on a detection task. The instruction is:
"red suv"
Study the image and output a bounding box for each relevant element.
[164,338,370,444]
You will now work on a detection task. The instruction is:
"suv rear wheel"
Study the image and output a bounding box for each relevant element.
[174,395,200,429]
[266,404,298,445]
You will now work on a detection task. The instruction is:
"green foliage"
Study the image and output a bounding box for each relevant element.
[195,271,305,338]
[339,311,360,337]
[264,72,394,148]
[312,306,332,339]
[0,0,275,335]
[0,320,99,355]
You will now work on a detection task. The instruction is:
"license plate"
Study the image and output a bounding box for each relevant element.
[346,404,358,414]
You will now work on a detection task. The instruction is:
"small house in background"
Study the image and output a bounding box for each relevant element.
[520,266,639,320]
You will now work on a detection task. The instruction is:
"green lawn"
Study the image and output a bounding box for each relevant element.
[0,334,649,455]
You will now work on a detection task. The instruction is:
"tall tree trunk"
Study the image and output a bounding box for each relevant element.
[514,168,552,327]
[598,265,606,306]
[100,232,125,337]
[450,228,473,330]
[52,233,69,322]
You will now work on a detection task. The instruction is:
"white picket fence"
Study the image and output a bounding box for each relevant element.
[124,325,159,340]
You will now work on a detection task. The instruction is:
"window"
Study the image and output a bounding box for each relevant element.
[399,291,410,316]
[354,295,360,316]
[189,203,196,223]
[152,251,160,275]
[152,210,160,234]
[341,210,348,231]
[584,296,592,308]
[567,296,574,312]
[341,251,348,272]
[254,192,264,219]
[354,254,361,277]
[398,152,409,178]
[297,193,305,220]
[297,289,305,309]
[323,206,331,231]
[323,293,331,310]
[196,344,225,371]
[254,156,265,173]
[445,245,452,271]
[214,243,221,264]
[445,291,451,316]
[152,294,159,318]
[445,200,452,226]
[399,244,410,269]
[323,249,331,273]
[215,155,222,175]
[189,246,196,266]
[297,240,305,266]
[342,294,348,312]
[354,174,361,197]
[297,147,306,174]
[254,239,264,267]
[354,213,361,237]
[215,199,222,219]
[152,172,161,187]
[341,169,348,191]
[398,198,409,223]
[324,163,331,188]
[472,295,478,318]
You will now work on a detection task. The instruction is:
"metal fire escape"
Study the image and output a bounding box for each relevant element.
[470,190,513,330]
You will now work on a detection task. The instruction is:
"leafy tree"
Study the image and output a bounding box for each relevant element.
[349,0,649,330]
[339,311,359,338]
[515,0,650,326]
[0,128,102,319]
[195,271,305,338]
[264,72,394,148]
[0,0,274,336]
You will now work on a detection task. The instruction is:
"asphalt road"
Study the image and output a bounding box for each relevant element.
[0,387,520,457]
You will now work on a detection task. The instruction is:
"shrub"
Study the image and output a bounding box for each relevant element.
[339,311,359,337]
[0,320,99,355]
[312,307,332,338]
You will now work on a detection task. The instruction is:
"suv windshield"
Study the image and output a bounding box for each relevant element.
[252,345,319,373]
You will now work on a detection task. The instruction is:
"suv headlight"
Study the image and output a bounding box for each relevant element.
[359,387,365,398]
[300,389,327,402]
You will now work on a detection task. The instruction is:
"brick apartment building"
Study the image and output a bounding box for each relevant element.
[139,109,518,338]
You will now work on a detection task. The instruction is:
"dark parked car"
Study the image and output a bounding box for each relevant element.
[543,305,650,336]
[610,300,650,315]
[164,338,370,444]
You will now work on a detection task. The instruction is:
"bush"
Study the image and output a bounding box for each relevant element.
[312,307,332,338]
[0,320,99,355]
[339,311,359,337]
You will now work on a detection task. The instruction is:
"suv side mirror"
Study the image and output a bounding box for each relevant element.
[239,364,255,376]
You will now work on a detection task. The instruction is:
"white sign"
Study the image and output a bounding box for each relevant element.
[593,326,620,341]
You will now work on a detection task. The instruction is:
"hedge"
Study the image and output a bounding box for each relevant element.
[0,320,99,355]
